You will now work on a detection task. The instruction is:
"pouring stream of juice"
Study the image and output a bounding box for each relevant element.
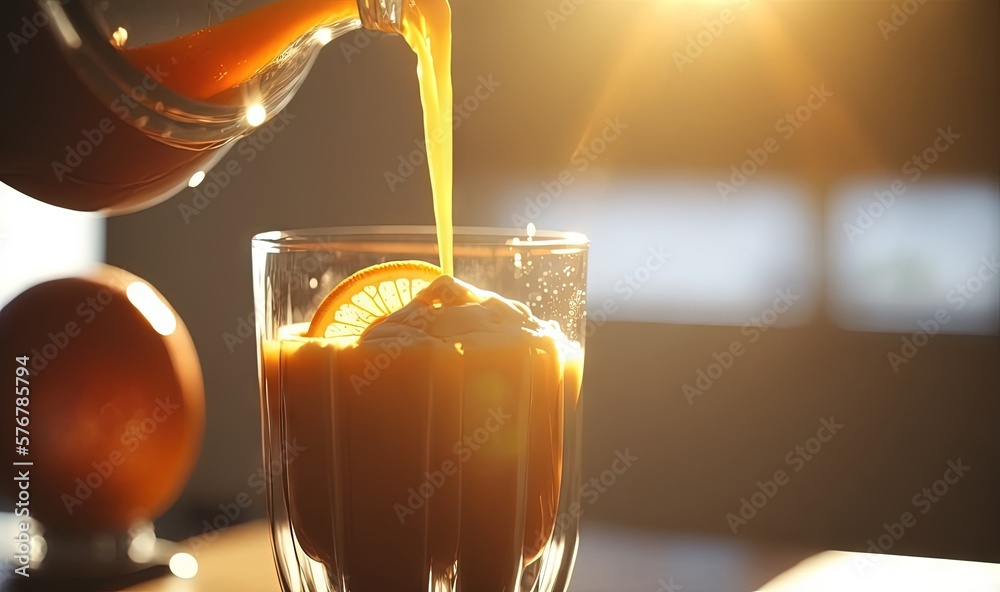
[123,0,454,275]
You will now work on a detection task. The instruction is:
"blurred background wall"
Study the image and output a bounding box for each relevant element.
[36,0,997,563]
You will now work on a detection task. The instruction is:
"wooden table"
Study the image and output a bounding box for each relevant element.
[120,520,1000,592]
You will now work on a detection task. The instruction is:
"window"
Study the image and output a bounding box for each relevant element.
[827,179,999,335]
[497,176,819,326]
[0,184,105,306]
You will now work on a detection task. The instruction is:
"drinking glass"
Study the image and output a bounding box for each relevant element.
[252,226,588,592]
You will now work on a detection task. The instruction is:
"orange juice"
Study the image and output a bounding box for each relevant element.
[261,276,583,590]
[121,0,362,101]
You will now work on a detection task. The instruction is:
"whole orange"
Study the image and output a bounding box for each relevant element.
[0,265,204,532]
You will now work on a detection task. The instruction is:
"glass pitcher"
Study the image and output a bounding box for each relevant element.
[0,0,403,215]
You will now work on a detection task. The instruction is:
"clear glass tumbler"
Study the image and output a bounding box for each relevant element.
[252,226,588,592]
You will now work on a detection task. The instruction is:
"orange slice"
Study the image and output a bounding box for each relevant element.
[306,260,443,338]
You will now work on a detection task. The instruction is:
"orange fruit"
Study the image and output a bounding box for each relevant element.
[0,265,204,532]
[306,260,443,338]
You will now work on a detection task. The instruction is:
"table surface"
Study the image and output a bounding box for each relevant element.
[119,520,1000,592]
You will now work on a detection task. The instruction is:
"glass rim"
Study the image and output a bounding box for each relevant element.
[251,225,590,255]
